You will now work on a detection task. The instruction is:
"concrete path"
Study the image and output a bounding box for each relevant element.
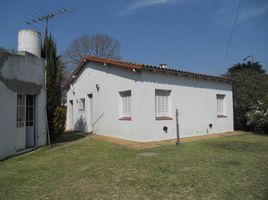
[90,131,247,150]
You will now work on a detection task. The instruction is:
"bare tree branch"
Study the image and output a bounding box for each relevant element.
[63,33,121,72]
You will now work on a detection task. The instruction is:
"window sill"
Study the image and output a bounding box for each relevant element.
[217,115,227,118]
[119,117,131,121]
[155,117,173,120]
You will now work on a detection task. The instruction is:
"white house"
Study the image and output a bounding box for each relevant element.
[0,29,47,160]
[64,56,233,142]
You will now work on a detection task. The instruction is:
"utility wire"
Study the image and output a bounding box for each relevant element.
[219,0,242,74]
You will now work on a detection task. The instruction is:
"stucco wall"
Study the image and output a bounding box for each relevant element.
[140,71,233,142]
[35,89,47,147]
[0,81,17,159]
[67,62,143,141]
[66,62,234,142]
[0,52,47,160]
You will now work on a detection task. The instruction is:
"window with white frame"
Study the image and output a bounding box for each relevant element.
[155,89,171,118]
[119,90,131,118]
[78,98,85,111]
[217,94,226,116]
[17,94,25,127]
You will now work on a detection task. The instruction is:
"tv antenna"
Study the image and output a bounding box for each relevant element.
[25,7,73,146]
[26,7,73,39]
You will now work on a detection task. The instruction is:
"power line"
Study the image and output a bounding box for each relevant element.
[219,0,242,74]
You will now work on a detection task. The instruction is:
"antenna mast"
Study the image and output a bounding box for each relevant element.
[26,7,73,44]
[25,7,73,146]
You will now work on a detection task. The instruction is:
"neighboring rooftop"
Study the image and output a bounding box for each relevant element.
[64,56,231,89]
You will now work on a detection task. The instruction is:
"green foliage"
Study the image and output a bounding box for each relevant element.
[246,96,268,133]
[227,61,265,74]
[52,106,67,138]
[42,34,64,140]
[225,61,268,130]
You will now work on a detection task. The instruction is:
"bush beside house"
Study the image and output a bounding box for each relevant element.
[246,95,268,134]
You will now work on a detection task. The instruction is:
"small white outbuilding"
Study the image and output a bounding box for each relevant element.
[64,56,234,142]
[0,29,47,160]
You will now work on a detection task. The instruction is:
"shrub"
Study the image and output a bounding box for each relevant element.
[52,105,67,138]
[246,96,268,134]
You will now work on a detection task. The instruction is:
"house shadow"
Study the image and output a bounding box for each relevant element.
[74,116,88,132]
[53,116,90,144]
[53,131,89,144]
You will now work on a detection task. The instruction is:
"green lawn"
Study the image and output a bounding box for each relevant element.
[0,133,268,200]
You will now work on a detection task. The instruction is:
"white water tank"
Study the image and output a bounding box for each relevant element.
[18,29,41,57]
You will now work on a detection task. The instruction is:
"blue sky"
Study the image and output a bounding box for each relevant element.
[1,0,267,75]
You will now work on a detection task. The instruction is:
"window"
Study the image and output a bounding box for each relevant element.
[155,89,171,119]
[17,94,25,127]
[119,90,131,120]
[78,98,85,111]
[217,94,226,117]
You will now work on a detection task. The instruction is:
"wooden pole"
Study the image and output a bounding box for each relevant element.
[176,109,180,145]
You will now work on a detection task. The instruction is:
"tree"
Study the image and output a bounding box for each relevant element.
[63,33,121,68]
[225,61,268,130]
[42,34,64,140]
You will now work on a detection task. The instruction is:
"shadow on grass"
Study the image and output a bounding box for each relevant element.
[252,132,268,136]
[207,141,263,153]
[237,130,268,136]
[52,131,90,144]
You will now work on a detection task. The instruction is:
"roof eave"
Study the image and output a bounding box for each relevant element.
[141,66,232,84]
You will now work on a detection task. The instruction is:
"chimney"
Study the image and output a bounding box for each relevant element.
[159,64,168,69]
[18,29,41,57]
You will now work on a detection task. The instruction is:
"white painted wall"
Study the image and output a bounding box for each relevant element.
[0,52,47,160]
[66,62,142,141]
[140,71,233,142]
[0,81,17,159]
[66,62,233,142]
[35,89,47,147]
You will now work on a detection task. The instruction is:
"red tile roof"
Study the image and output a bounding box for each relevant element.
[63,56,231,89]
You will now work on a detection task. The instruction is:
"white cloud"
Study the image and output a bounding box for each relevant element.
[239,4,268,22]
[214,0,268,26]
[119,0,173,17]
